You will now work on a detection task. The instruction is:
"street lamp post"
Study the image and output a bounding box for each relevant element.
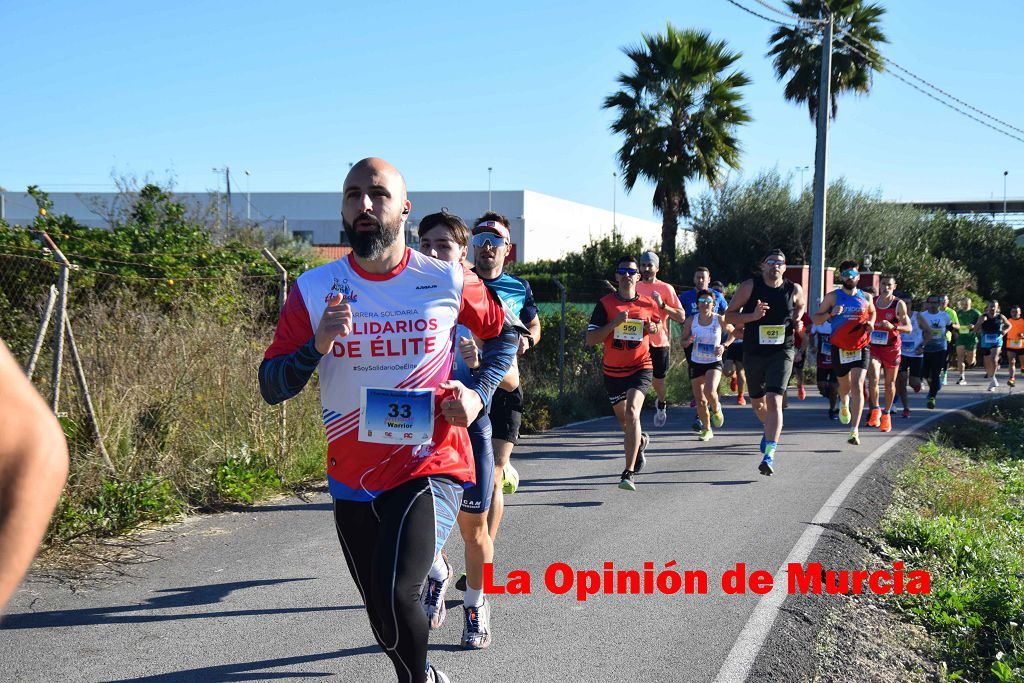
[1004,170,1009,217]
[488,167,493,211]
[796,165,810,191]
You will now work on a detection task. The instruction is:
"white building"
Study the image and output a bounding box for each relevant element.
[0,189,692,263]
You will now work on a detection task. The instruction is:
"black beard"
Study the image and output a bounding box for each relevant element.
[343,212,400,259]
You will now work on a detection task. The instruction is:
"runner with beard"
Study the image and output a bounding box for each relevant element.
[468,212,541,552]
[636,251,685,428]
[259,158,521,683]
[811,261,876,446]
[725,249,806,476]
[865,275,911,433]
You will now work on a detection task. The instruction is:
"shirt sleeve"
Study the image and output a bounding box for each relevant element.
[519,278,539,324]
[588,301,608,331]
[716,292,728,314]
[667,286,681,309]
[259,286,321,405]
[458,265,506,340]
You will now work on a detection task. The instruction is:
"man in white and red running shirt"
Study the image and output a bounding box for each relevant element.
[258,158,521,683]
[636,250,685,428]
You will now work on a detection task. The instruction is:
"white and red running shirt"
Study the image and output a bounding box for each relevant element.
[263,248,507,501]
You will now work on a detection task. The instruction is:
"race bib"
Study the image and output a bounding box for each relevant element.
[982,333,1002,346]
[870,330,890,345]
[1009,338,1023,349]
[839,348,862,364]
[614,319,644,342]
[758,325,785,345]
[359,387,435,446]
[691,341,718,364]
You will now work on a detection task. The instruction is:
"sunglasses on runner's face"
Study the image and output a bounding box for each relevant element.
[616,267,639,276]
[841,269,859,279]
[765,258,785,266]
[471,233,506,249]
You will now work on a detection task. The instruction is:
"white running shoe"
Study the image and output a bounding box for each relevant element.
[957,376,967,386]
[461,599,492,649]
[420,555,452,629]
[653,407,667,428]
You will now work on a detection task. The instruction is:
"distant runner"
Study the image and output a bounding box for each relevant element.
[974,300,1009,391]
[680,289,734,441]
[810,317,839,420]
[1004,305,1023,388]
[636,251,685,428]
[919,294,958,409]
[954,297,981,385]
[896,294,925,418]
[680,267,728,431]
[940,295,960,386]
[865,275,911,433]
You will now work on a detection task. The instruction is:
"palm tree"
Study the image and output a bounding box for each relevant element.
[603,24,751,263]
[767,0,887,121]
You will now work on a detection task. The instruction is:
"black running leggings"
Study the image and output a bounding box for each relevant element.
[333,477,461,683]
[923,350,946,398]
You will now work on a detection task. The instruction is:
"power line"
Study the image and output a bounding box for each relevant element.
[722,0,800,28]
[748,0,827,24]
[837,30,1024,138]
[832,34,1024,144]
[720,0,1024,145]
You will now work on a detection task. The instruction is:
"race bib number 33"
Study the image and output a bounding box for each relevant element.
[870,330,889,345]
[359,387,435,446]
[614,319,644,342]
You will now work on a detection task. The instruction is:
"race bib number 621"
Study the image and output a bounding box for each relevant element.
[758,325,785,345]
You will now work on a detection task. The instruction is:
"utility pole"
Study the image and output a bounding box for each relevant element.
[808,11,833,312]
[225,167,232,228]
[0,192,5,221]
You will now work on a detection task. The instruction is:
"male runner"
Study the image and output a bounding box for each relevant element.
[974,300,1009,391]
[417,211,496,649]
[810,317,839,420]
[954,297,981,384]
[919,294,957,409]
[469,211,541,549]
[812,261,875,445]
[0,340,69,611]
[725,249,806,476]
[1004,305,1024,388]
[865,275,911,432]
[896,294,926,418]
[940,295,960,386]
[259,158,521,683]
[679,267,728,430]
[636,251,685,427]
[586,255,661,491]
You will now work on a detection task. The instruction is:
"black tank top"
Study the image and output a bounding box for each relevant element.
[980,315,1004,334]
[742,277,796,354]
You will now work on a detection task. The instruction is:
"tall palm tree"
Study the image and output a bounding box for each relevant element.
[767,0,887,121]
[604,24,751,263]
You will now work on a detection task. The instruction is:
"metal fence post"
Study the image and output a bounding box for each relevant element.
[41,233,69,413]
[262,248,289,461]
[25,285,58,381]
[552,276,566,402]
[64,316,115,475]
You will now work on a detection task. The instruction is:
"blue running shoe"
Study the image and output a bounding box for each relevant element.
[759,443,776,476]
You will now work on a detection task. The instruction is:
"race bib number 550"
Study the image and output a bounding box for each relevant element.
[614,319,644,342]
[359,387,434,446]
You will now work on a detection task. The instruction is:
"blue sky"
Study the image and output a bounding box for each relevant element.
[2,0,1022,222]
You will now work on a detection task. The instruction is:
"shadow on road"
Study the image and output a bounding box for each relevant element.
[109,645,379,682]
[0,578,362,630]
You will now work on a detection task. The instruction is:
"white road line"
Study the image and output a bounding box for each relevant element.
[713,397,991,683]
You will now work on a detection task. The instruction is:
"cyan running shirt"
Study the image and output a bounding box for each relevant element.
[474,271,538,326]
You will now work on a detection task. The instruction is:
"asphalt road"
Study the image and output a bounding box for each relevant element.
[0,371,1008,682]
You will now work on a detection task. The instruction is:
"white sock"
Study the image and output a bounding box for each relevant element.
[464,586,484,608]
[428,554,449,581]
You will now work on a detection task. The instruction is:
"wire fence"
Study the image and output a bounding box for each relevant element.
[0,233,325,504]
